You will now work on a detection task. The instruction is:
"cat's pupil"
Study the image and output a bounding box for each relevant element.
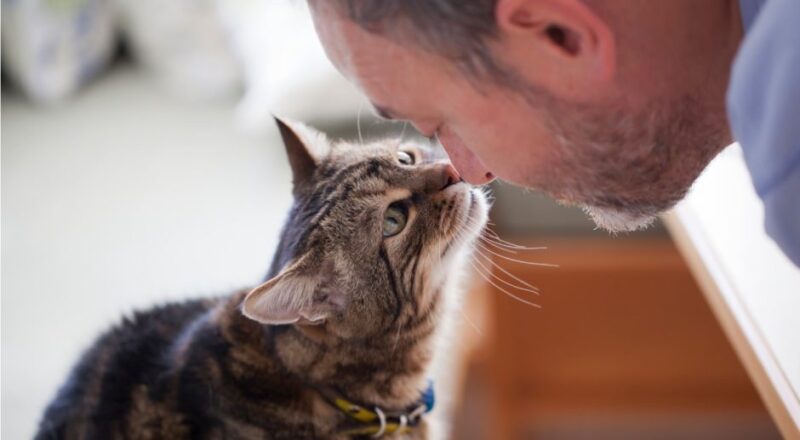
[383,203,408,237]
[397,151,415,165]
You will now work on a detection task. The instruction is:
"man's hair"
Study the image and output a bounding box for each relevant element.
[328,0,512,82]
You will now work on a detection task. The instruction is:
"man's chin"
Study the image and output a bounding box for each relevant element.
[581,205,658,234]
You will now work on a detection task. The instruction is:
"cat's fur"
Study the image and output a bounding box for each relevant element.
[35,119,488,439]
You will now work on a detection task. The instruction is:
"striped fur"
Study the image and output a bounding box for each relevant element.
[35,119,488,439]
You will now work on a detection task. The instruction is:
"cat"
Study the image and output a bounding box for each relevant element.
[34,118,489,440]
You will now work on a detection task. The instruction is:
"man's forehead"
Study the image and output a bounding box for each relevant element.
[308,2,353,71]
[310,3,412,104]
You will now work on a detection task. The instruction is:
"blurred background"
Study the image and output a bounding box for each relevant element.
[1,1,782,438]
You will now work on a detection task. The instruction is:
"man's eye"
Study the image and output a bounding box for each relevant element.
[397,151,415,165]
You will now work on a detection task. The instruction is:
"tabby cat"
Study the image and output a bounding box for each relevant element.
[35,118,488,439]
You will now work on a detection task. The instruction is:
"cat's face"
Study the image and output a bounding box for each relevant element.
[242,119,488,338]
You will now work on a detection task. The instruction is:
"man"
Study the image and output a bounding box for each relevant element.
[307,0,799,266]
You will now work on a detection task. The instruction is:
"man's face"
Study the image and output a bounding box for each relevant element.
[309,2,732,232]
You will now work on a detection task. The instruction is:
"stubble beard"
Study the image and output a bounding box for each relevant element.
[534,92,730,233]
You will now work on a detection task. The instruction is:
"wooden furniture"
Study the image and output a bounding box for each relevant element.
[665,145,800,439]
[452,237,780,439]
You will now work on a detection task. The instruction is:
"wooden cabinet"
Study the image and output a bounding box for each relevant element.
[451,238,780,439]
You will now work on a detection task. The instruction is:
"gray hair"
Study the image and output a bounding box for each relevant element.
[326,0,517,83]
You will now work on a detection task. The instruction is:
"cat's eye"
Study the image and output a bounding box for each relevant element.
[397,151,415,166]
[383,202,409,237]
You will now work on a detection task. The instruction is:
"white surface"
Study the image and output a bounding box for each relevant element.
[2,65,294,439]
[669,145,800,436]
[114,0,241,101]
[219,0,366,132]
[1,0,116,102]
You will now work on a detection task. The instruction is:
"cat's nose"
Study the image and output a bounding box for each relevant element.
[424,162,463,193]
[441,163,462,190]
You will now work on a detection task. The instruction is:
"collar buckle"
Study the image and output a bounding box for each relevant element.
[322,381,435,438]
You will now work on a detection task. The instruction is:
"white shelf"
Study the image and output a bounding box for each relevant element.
[665,145,800,439]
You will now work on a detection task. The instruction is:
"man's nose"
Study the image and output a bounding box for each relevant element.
[464,170,495,185]
[443,155,494,185]
[423,162,463,193]
[436,130,495,185]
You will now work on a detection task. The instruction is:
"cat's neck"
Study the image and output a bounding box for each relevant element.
[217,291,444,410]
[275,322,438,409]
[279,296,443,409]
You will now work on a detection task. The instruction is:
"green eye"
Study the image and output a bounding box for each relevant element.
[397,151,415,165]
[383,202,409,237]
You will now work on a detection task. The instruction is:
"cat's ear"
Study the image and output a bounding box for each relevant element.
[274,117,330,189]
[241,256,341,325]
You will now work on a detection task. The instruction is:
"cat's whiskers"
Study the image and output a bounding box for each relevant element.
[468,259,541,309]
[473,248,540,294]
[458,308,483,337]
[471,252,539,294]
[479,186,497,206]
[452,213,490,335]
[481,237,548,254]
[481,232,544,250]
[357,100,365,144]
[482,237,519,254]
[436,210,483,337]
[483,228,548,251]
[475,240,560,268]
[446,215,544,309]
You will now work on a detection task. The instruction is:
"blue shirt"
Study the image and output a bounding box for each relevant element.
[728,0,800,267]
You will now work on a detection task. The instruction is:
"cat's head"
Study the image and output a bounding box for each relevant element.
[242,118,488,338]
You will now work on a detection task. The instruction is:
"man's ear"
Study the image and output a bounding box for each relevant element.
[274,117,330,191]
[241,256,341,325]
[494,0,615,88]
